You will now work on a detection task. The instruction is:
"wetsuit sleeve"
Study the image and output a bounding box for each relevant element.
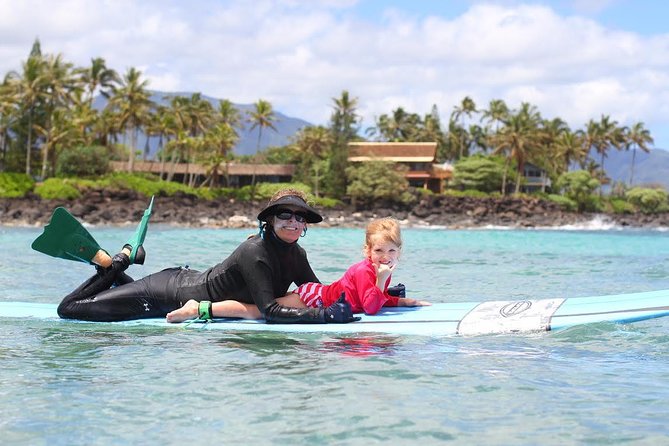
[263,301,327,323]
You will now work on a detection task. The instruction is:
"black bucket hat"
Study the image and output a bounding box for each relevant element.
[257,195,323,223]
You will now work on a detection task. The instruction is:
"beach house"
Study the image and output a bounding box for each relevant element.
[347,142,452,193]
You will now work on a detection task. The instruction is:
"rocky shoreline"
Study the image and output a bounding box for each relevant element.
[2,189,669,229]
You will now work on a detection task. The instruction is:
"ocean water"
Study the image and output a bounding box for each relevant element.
[1,223,669,445]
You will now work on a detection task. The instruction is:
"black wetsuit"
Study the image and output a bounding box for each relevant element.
[57,229,328,323]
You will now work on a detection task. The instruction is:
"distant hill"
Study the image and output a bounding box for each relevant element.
[595,147,669,190]
[94,90,312,157]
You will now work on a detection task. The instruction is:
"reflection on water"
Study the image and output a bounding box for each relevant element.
[319,335,401,357]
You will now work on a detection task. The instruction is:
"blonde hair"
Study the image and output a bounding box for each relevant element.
[364,218,402,251]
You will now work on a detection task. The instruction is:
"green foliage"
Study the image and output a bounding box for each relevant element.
[607,198,636,214]
[545,194,577,212]
[555,170,601,212]
[0,173,35,198]
[313,196,342,209]
[263,145,300,164]
[626,187,669,214]
[101,172,207,199]
[452,155,507,193]
[56,146,111,178]
[345,160,414,206]
[34,178,81,200]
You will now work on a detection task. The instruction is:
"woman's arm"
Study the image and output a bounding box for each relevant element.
[166,299,262,323]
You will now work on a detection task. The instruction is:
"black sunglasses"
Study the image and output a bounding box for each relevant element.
[275,209,308,223]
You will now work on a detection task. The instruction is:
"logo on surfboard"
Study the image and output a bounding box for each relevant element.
[500,301,532,317]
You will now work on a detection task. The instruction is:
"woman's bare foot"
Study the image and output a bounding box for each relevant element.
[166,299,199,323]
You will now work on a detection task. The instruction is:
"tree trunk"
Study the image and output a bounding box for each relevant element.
[629,147,637,185]
[127,126,137,172]
[501,158,509,196]
[25,109,33,176]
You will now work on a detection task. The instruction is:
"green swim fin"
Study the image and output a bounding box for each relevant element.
[31,207,112,267]
[125,195,154,264]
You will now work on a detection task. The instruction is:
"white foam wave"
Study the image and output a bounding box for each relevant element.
[550,214,621,231]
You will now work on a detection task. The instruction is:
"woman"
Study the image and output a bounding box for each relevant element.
[57,189,357,324]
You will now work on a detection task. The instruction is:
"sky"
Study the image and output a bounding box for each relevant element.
[1,0,668,149]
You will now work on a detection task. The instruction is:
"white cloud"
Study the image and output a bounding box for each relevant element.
[1,0,668,147]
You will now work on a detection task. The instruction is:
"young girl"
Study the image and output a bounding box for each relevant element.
[284,217,430,315]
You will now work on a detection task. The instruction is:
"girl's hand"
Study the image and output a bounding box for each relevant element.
[375,262,394,277]
[374,262,395,291]
[398,297,431,307]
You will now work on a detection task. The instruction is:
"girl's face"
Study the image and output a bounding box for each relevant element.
[272,205,306,243]
[365,236,401,269]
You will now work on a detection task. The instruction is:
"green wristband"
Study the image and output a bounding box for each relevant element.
[198,301,213,321]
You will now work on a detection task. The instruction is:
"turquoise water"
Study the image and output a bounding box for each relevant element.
[1,225,669,445]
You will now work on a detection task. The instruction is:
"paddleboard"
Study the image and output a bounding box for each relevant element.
[1,289,668,336]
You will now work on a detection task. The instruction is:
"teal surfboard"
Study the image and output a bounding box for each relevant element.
[1,289,668,336]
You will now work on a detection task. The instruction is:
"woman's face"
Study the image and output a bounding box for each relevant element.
[272,205,307,243]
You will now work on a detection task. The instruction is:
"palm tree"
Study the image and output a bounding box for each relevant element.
[39,53,78,178]
[0,76,19,171]
[108,67,152,172]
[247,99,278,195]
[217,99,242,136]
[69,90,100,147]
[34,107,79,175]
[330,90,359,141]
[201,122,238,187]
[77,57,119,108]
[490,102,542,194]
[7,54,46,176]
[248,99,277,151]
[592,115,622,176]
[292,125,333,197]
[182,93,215,186]
[328,90,360,196]
[551,130,586,176]
[451,96,477,158]
[421,105,447,160]
[625,121,654,185]
[481,99,509,134]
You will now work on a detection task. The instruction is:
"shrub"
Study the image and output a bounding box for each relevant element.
[56,146,110,177]
[626,187,669,214]
[313,196,342,209]
[452,155,508,193]
[345,161,414,207]
[607,198,636,214]
[0,173,35,198]
[546,194,577,212]
[34,178,81,200]
[555,170,600,212]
